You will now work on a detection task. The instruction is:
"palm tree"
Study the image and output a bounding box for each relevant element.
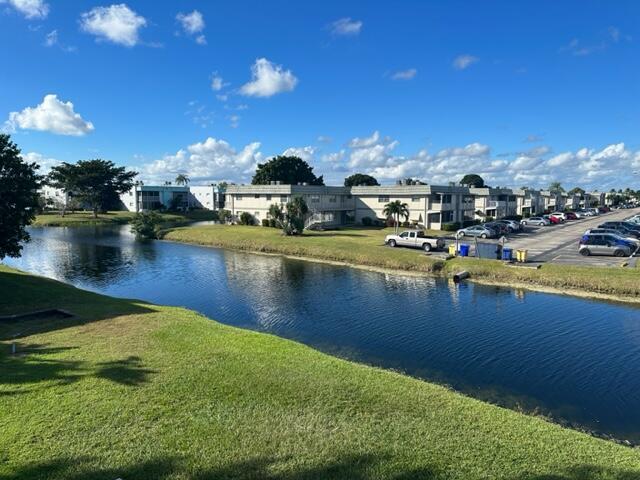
[548,181,564,192]
[175,174,190,186]
[383,200,410,234]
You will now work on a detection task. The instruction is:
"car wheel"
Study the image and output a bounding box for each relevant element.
[422,243,432,252]
[522,221,528,226]
[480,233,487,239]
[614,250,626,257]
[388,239,396,248]
[580,248,590,256]
[458,232,465,237]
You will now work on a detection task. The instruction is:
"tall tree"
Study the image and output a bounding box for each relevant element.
[459,174,485,188]
[282,196,309,235]
[175,174,190,185]
[383,200,410,234]
[567,187,585,196]
[0,134,41,259]
[47,159,137,218]
[548,181,564,192]
[252,155,324,186]
[344,173,379,187]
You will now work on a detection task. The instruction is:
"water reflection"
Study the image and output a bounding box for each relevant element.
[5,225,640,442]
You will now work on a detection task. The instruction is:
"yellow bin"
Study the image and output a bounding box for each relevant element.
[516,249,528,263]
[448,244,457,256]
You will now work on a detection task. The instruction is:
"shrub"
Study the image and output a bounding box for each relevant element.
[218,209,232,224]
[239,212,255,225]
[269,219,277,228]
[361,216,372,226]
[130,211,163,239]
[385,216,396,228]
[442,222,461,231]
[462,219,480,227]
[261,218,270,227]
[402,221,410,227]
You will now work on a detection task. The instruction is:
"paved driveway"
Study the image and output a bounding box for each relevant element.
[505,208,640,266]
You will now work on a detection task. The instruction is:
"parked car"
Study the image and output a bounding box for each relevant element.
[565,212,578,220]
[385,230,445,252]
[456,225,497,239]
[544,214,563,224]
[573,210,587,218]
[521,216,550,226]
[484,222,509,235]
[585,229,640,247]
[599,206,610,213]
[578,234,635,257]
[586,208,600,216]
[626,215,640,225]
[599,221,640,235]
[497,219,522,232]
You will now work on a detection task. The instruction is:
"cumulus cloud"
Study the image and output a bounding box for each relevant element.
[176,10,206,44]
[391,68,417,80]
[4,94,94,136]
[141,137,263,183]
[21,151,60,173]
[240,58,298,97]
[80,4,147,47]
[329,17,362,36]
[1,0,49,19]
[282,146,316,163]
[210,72,228,91]
[452,54,479,70]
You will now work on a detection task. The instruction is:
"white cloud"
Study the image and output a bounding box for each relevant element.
[391,68,417,80]
[240,58,298,97]
[44,29,57,46]
[210,72,228,91]
[80,4,147,47]
[5,94,94,136]
[141,137,263,183]
[176,10,206,44]
[1,0,49,19]
[282,146,316,162]
[21,151,60,174]
[348,131,381,148]
[228,114,240,128]
[329,17,362,36]
[452,54,479,70]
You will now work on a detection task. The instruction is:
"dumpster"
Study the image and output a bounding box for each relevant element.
[459,244,470,257]
[476,242,500,259]
[501,247,513,261]
[448,244,457,256]
[516,249,528,263]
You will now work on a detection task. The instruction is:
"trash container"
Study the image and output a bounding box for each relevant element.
[448,244,457,256]
[501,247,513,261]
[516,249,528,263]
[459,244,470,257]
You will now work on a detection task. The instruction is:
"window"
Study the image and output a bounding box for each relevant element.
[378,196,389,203]
[280,195,288,203]
[399,232,409,238]
[411,196,421,202]
[346,194,353,199]
[428,212,441,223]
[441,211,454,223]
[254,211,260,217]
[310,195,320,203]
[266,194,272,201]
[442,194,452,204]
[235,194,243,200]
[328,195,337,203]
[254,194,260,199]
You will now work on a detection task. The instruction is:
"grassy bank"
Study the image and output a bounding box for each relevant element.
[1,265,640,479]
[33,210,217,227]
[164,225,640,299]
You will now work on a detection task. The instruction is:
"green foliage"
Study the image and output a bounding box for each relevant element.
[47,159,137,218]
[0,135,41,259]
[459,174,485,188]
[361,216,373,226]
[218,209,232,224]
[268,203,285,228]
[130,211,163,239]
[239,212,255,225]
[261,218,270,227]
[174,174,190,185]
[252,155,324,186]
[282,196,309,235]
[344,173,379,187]
[548,181,565,192]
[442,222,461,231]
[382,200,410,233]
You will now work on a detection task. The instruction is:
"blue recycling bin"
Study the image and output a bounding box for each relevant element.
[501,247,513,261]
[459,244,470,257]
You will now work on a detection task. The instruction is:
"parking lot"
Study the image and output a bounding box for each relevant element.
[500,207,640,267]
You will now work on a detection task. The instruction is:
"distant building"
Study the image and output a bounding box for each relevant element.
[119,184,225,212]
[470,187,517,219]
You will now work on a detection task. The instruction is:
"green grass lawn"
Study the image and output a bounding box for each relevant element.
[1,265,640,479]
[164,225,640,299]
[33,210,218,227]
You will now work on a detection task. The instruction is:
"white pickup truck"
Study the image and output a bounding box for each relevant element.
[385,230,445,252]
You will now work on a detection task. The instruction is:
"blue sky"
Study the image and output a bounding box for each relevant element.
[1,0,639,189]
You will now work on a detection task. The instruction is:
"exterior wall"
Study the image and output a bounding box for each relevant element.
[119,185,190,212]
[351,185,473,230]
[225,184,355,226]
[470,188,517,219]
[514,189,543,216]
[189,185,224,211]
[40,186,69,209]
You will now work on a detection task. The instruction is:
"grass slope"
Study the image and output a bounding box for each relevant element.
[33,210,217,227]
[164,225,640,298]
[1,265,640,479]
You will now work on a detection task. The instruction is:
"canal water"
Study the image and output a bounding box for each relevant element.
[4,225,640,442]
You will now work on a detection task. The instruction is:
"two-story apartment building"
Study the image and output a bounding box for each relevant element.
[351,184,475,230]
[224,183,355,226]
[120,185,190,212]
[513,188,544,217]
[470,188,517,219]
[539,190,566,212]
[189,185,225,211]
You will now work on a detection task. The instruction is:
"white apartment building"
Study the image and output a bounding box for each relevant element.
[40,185,69,209]
[540,190,566,212]
[119,185,190,212]
[470,188,518,219]
[189,185,224,211]
[224,183,355,226]
[513,189,545,217]
[351,184,475,230]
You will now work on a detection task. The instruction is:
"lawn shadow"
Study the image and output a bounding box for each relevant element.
[302,232,369,238]
[94,355,156,386]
